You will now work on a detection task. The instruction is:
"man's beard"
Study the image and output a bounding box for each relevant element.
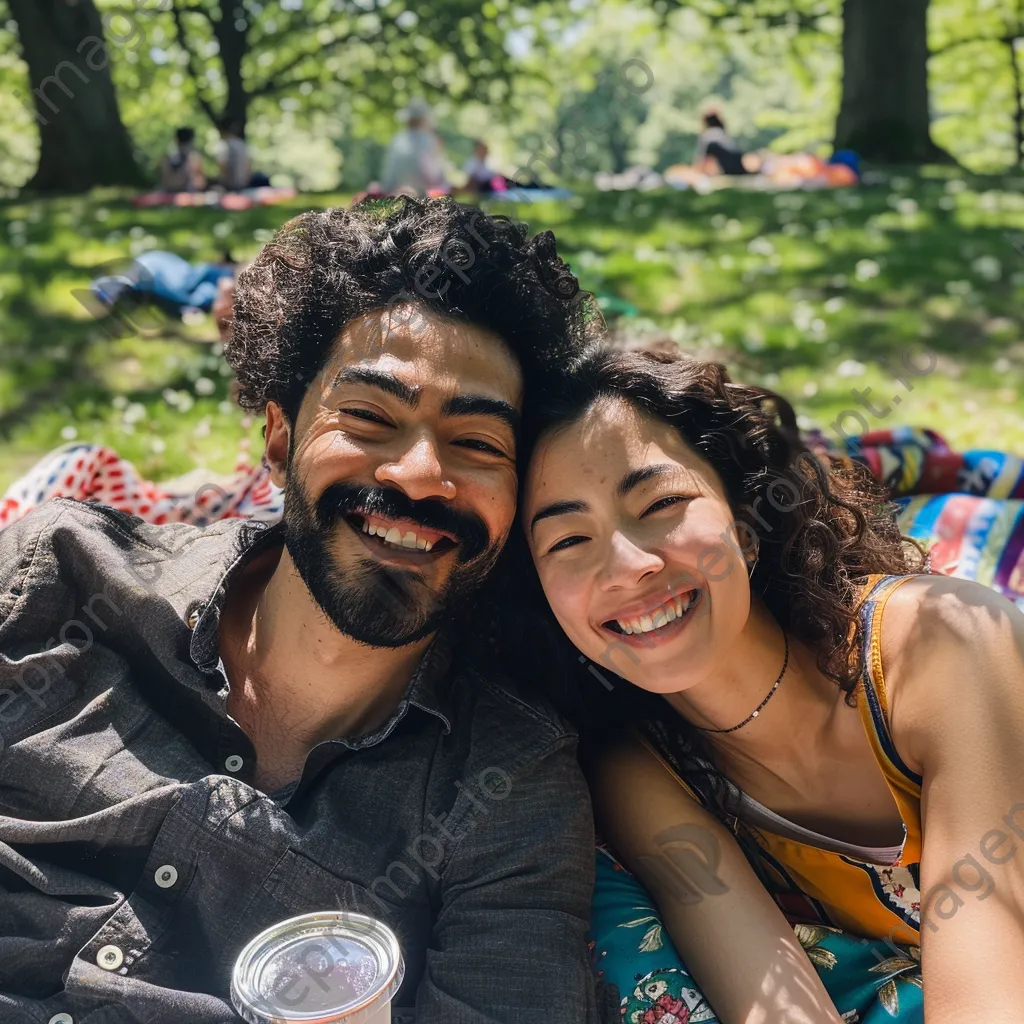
[282,467,503,648]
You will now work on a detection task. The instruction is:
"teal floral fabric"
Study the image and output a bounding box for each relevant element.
[590,846,923,1023]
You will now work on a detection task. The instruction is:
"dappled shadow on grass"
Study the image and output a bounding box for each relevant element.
[513,174,1024,381]
[0,190,327,486]
[2,178,1023,483]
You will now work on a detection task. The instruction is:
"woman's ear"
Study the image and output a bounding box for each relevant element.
[263,401,291,488]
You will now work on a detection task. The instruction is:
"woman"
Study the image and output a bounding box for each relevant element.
[693,112,749,176]
[518,346,1024,1023]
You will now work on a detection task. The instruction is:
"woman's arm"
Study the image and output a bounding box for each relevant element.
[592,737,846,1024]
[884,575,1024,1024]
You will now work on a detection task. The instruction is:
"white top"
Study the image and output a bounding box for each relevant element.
[733,789,904,864]
[463,155,495,185]
[694,126,739,163]
[381,128,446,195]
[218,136,252,190]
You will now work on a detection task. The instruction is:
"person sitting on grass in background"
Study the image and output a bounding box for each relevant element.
[461,139,503,195]
[693,111,749,176]
[160,126,206,193]
[215,119,271,190]
[380,99,448,197]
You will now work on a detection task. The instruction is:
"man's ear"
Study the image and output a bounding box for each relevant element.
[263,401,291,488]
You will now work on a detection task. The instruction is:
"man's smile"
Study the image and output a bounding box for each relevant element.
[343,511,458,563]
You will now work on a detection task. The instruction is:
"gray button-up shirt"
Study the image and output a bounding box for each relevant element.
[0,500,607,1024]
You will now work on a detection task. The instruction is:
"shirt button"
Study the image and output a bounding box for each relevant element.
[154,864,178,888]
[48,1015,74,1024]
[186,607,201,629]
[224,754,244,772]
[96,944,124,971]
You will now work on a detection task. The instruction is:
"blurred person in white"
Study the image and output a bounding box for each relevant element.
[380,98,448,196]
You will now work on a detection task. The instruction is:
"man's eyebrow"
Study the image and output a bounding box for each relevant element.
[617,464,674,497]
[441,394,521,434]
[530,499,589,532]
[330,367,420,406]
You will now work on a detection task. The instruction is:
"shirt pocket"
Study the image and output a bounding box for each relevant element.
[254,848,428,1009]
[258,847,403,922]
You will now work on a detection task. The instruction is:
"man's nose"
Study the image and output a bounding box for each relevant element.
[598,530,665,590]
[375,433,457,502]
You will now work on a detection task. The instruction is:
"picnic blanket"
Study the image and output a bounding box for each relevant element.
[132,186,297,210]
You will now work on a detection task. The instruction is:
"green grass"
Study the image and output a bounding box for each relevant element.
[2,169,1024,491]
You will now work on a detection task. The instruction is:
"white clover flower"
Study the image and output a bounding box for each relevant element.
[855,259,880,281]
[971,255,1002,282]
[836,359,866,378]
[60,425,78,441]
[194,377,216,396]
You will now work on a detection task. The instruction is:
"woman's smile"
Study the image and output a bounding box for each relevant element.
[598,585,704,644]
[525,395,751,693]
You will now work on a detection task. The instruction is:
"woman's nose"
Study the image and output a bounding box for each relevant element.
[375,434,457,502]
[597,530,665,590]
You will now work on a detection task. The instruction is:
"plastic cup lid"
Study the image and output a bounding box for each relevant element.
[231,911,405,1024]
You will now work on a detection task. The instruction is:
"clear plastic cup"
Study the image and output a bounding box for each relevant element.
[231,911,405,1024]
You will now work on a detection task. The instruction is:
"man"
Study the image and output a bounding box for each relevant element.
[380,99,448,196]
[0,199,609,1023]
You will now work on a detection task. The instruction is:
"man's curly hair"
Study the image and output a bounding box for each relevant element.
[224,197,602,422]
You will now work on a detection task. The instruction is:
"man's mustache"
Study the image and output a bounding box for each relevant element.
[317,482,491,563]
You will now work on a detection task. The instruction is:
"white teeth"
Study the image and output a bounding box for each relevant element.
[615,592,697,635]
[362,520,439,551]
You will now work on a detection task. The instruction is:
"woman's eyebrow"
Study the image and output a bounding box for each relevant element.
[530,499,589,533]
[616,463,674,497]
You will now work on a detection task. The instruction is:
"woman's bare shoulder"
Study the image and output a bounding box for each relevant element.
[879,574,1024,767]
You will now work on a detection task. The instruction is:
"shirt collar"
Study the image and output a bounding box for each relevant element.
[187,520,454,738]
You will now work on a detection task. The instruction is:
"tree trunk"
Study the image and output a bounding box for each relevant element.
[8,0,144,192]
[1008,37,1023,167]
[834,0,954,163]
[211,0,250,134]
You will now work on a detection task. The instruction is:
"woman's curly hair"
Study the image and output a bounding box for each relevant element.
[224,196,602,421]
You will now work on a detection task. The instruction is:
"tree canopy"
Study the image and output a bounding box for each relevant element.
[0,0,1017,192]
